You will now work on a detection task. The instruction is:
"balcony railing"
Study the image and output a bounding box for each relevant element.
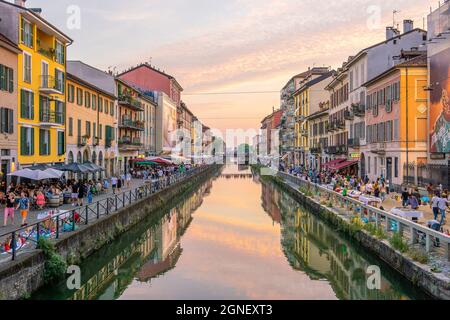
[344,110,354,120]
[352,103,365,117]
[118,95,144,111]
[337,144,348,154]
[310,147,322,154]
[39,75,63,94]
[119,118,145,131]
[78,136,87,147]
[39,109,64,125]
[326,146,337,154]
[118,137,143,150]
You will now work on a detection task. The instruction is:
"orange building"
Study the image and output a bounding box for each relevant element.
[362,52,428,188]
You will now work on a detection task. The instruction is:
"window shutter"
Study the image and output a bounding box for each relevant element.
[30,92,34,119]
[8,109,13,134]
[0,108,4,133]
[20,127,26,155]
[20,18,24,44]
[30,127,35,155]
[48,130,51,156]
[39,129,44,155]
[20,90,25,118]
[8,67,13,93]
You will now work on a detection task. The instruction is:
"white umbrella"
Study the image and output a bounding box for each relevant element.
[8,168,56,180]
[43,168,64,178]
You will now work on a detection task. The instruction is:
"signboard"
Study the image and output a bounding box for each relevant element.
[349,152,361,160]
[429,46,450,154]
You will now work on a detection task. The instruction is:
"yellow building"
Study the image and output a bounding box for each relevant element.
[363,53,428,188]
[66,61,119,177]
[0,1,72,167]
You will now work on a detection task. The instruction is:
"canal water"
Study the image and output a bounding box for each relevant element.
[33,164,429,300]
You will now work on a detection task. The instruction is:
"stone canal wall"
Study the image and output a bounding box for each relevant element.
[0,166,220,300]
[268,174,450,300]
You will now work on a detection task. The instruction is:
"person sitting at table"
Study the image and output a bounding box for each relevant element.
[35,191,46,210]
[407,194,419,210]
[401,189,410,207]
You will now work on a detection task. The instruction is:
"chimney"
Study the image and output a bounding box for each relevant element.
[403,19,414,33]
[14,0,26,7]
[386,26,400,40]
[30,8,42,15]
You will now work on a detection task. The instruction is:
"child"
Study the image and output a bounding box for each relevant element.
[16,192,30,227]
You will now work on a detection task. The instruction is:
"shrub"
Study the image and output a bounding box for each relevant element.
[363,223,387,239]
[389,232,409,253]
[37,238,67,284]
[408,248,429,264]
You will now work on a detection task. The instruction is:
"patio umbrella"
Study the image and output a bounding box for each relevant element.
[8,168,56,180]
[27,164,50,171]
[43,168,64,178]
[147,157,174,165]
[83,162,105,172]
[135,161,158,166]
[58,163,92,173]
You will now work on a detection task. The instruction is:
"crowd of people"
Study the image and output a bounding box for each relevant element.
[283,164,450,228]
[0,162,193,229]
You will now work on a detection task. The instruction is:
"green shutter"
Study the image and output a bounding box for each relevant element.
[20,90,25,118]
[8,68,13,93]
[8,109,13,134]
[30,127,34,155]
[39,129,44,155]
[30,92,34,119]
[20,127,26,155]
[0,65,5,90]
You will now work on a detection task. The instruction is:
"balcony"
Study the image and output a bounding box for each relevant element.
[370,142,386,155]
[347,138,360,148]
[326,146,338,154]
[344,110,354,120]
[337,144,348,155]
[78,136,87,147]
[352,103,365,117]
[118,137,143,151]
[310,147,322,154]
[119,118,145,131]
[336,120,345,129]
[93,137,100,147]
[39,75,63,95]
[105,138,113,149]
[118,94,144,111]
[39,109,64,126]
[300,129,308,137]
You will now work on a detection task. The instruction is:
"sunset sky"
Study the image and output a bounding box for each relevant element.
[24,0,437,133]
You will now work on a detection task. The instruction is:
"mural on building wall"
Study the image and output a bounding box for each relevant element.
[429,47,450,154]
[163,100,177,151]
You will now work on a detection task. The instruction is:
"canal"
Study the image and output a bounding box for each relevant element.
[32,164,429,300]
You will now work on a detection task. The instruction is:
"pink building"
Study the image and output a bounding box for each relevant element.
[118,63,183,106]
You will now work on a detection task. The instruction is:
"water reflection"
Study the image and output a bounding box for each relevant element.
[262,180,429,300]
[33,166,428,300]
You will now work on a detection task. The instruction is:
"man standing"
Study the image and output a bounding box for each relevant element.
[17,192,29,227]
[438,195,449,225]
[111,176,118,194]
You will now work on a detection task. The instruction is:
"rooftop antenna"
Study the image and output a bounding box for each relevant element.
[393,10,400,28]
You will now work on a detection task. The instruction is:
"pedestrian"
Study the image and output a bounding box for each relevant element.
[78,182,85,207]
[111,176,117,194]
[87,184,93,204]
[71,182,79,206]
[117,176,122,193]
[3,192,15,227]
[401,188,409,207]
[431,192,440,221]
[437,195,448,225]
[126,172,131,189]
[16,192,29,227]
[408,194,419,210]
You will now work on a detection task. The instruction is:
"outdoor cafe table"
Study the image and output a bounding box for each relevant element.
[358,195,382,206]
[390,207,424,220]
[348,190,362,199]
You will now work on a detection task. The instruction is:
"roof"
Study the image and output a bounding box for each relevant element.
[117,63,183,91]
[362,54,427,88]
[0,0,73,44]
[293,72,335,96]
[346,28,427,68]
[282,69,315,90]
[0,32,21,53]
[67,61,116,98]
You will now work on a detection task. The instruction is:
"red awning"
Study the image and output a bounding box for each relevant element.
[322,159,346,168]
[330,160,359,171]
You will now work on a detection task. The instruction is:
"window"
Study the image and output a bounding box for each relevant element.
[68,84,75,103]
[77,119,81,137]
[349,71,354,91]
[55,40,65,64]
[110,101,114,116]
[85,121,91,138]
[76,88,83,106]
[23,53,32,83]
[368,156,371,174]
[93,122,97,138]
[57,131,65,155]
[20,89,34,119]
[0,65,14,92]
[417,118,427,142]
[105,100,109,114]
[0,108,14,134]
[99,124,103,139]
[98,97,103,112]
[92,94,97,110]
[85,91,91,108]
[55,100,65,124]
[394,157,399,178]
[68,117,73,136]
[374,157,377,175]
[386,121,392,142]
[20,126,34,156]
[21,18,33,48]
[393,119,399,141]
[55,69,64,93]
[39,129,50,156]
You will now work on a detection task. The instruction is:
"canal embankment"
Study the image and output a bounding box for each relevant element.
[254,167,450,300]
[0,165,220,300]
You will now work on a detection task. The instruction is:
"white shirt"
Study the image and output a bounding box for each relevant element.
[438,198,448,210]
[431,196,440,208]
[111,177,118,185]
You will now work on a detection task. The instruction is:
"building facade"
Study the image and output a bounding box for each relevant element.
[142,95,157,156]
[306,101,330,170]
[0,0,72,168]
[66,61,118,177]
[0,33,21,186]
[363,53,428,189]
[117,79,145,174]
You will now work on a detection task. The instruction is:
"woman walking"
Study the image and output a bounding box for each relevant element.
[3,192,15,227]
[16,192,29,227]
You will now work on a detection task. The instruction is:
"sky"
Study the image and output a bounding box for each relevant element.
[21,0,438,133]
